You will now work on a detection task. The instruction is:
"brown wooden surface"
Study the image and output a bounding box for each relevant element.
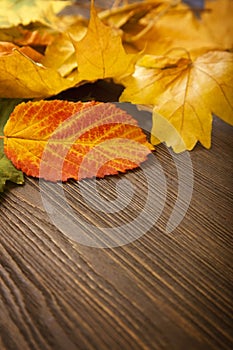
[0,108,233,349]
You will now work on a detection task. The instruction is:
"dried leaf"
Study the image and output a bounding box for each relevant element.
[0,0,71,28]
[99,1,162,29]
[34,16,89,78]
[0,46,80,98]
[0,41,44,62]
[73,1,137,82]
[16,27,56,47]
[1,0,231,157]
[0,25,57,49]
[0,99,24,192]
[120,51,233,152]
[42,16,89,77]
[121,2,216,58]
[202,0,233,50]
[3,100,153,182]
[0,41,19,54]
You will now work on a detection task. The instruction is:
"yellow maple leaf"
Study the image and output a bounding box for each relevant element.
[42,23,87,78]
[120,51,233,152]
[73,1,137,82]
[120,2,217,58]
[0,46,81,98]
[202,0,233,50]
[42,33,78,78]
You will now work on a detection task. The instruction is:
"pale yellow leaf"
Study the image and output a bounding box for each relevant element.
[120,51,233,152]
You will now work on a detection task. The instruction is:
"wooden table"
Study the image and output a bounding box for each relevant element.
[0,94,232,349]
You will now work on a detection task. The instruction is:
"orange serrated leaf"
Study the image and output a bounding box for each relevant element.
[3,100,153,182]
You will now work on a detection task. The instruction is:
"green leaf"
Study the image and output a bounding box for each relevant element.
[0,99,24,192]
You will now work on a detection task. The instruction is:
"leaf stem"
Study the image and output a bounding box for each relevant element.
[0,135,5,139]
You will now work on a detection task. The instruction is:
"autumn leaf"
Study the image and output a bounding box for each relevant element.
[0,45,81,98]
[0,0,231,157]
[41,24,88,78]
[0,25,52,48]
[18,26,56,47]
[99,1,162,30]
[3,100,153,182]
[0,41,20,54]
[41,32,77,77]
[0,99,24,192]
[131,2,217,58]
[0,41,44,61]
[202,0,233,51]
[73,1,137,82]
[41,6,91,78]
[120,51,233,152]
[0,0,71,28]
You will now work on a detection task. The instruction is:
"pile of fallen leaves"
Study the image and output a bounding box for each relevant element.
[0,0,232,192]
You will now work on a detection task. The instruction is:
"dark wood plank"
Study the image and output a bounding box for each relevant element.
[0,115,232,350]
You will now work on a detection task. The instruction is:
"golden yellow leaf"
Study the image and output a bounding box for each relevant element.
[120,51,233,152]
[202,0,233,50]
[99,1,164,29]
[42,23,87,77]
[122,2,217,58]
[0,47,80,98]
[0,0,71,28]
[73,1,137,82]
[42,33,78,78]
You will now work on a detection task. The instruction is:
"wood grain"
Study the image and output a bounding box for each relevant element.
[0,115,232,350]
